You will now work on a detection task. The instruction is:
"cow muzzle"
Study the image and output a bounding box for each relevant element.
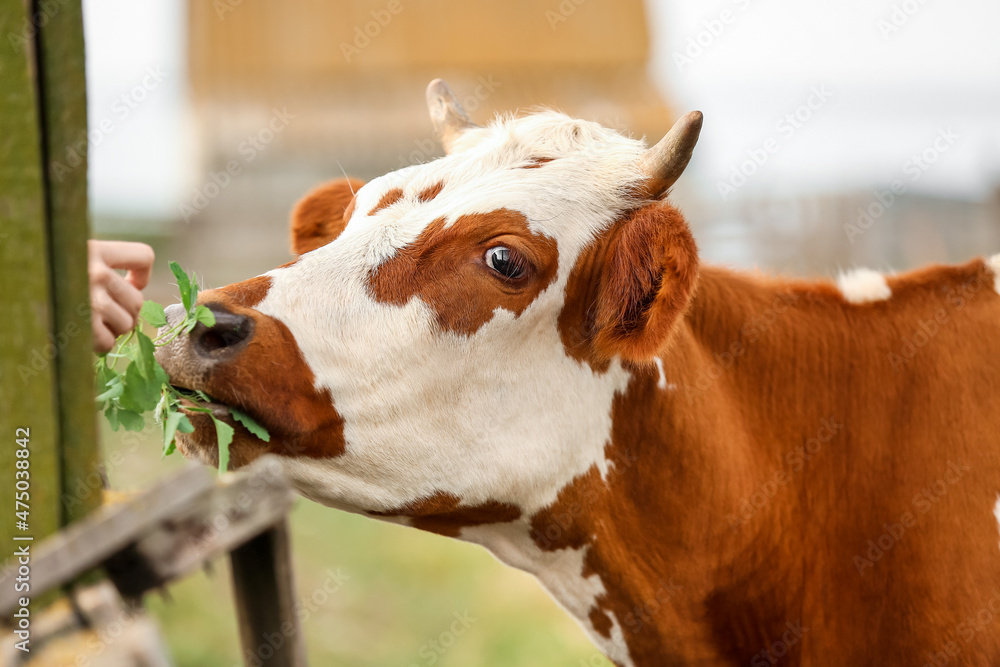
[155,303,254,390]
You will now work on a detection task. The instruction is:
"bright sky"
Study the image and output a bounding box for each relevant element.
[647,0,1000,200]
[82,0,185,220]
[83,0,1000,218]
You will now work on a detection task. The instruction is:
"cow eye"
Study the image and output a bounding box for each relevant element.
[485,246,525,279]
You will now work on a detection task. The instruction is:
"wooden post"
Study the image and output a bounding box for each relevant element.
[32,0,102,529]
[230,520,308,667]
[0,0,64,561]
[0,0,99,562]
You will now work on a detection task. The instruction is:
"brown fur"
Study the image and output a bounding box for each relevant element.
[416,181,445,202]
[371,491,522,538]
[538,246,1000,665]
[521,157,555,169]
[592,203,700,362]
[368,187,404,216]
[180,280,347,467]
[368,209,559,336]
[290,177,366,254]
[558,202,699,370]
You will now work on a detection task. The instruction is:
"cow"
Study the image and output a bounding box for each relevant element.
[156,79,1000,666]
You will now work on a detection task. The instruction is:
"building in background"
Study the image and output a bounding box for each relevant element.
[92,0,998,287]
[187,0,673,177]
[179,0,682,282]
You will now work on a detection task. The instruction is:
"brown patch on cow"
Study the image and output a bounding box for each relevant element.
[592,203,699,362]
[368,187,404,215]
[211,275,273,310]
[558,223,614,372]
[368,208,559,336]
[416,181,444,202]
[884,257,992,301]
[558,202,699,369]
[291,177,366,254]
[173,279,347,467]
[588,606,613,639]
[521,157,555,169]
[371,491,522,537]
[529,256,1000,665]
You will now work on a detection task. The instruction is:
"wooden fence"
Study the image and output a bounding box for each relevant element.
[0,3,308,664]
[0,0,100,561]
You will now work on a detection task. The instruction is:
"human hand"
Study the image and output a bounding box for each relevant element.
[88,240,155,353]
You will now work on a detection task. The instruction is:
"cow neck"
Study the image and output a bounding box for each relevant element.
[467,267,814,665]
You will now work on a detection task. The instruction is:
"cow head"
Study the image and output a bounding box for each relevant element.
[156,80,702,530]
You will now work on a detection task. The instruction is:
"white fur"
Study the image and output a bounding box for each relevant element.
[252,111,655,663]
[987,254,1000,295]
[653,357,668,390]
[462,523,634,667]
[994,496,1000,552]
[837,268,892,304]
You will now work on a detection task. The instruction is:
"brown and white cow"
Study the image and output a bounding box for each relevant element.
[157,80,1000,666]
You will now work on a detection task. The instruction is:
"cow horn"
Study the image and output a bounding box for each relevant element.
[426,78,477,153]
[638,110,703,198]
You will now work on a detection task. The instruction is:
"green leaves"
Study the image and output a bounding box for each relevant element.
[140,301,166,328]
[195,305,216,328]
[117,409,145,432]
[231,408,270,442]
[213,418,235,473]
[161,408,192,459]
[170,260,195,314]
[95,261,270,475]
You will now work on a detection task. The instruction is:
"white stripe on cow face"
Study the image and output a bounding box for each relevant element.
[253,111,649,517]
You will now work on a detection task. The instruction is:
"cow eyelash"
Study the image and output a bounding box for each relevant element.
[485,246,528,281]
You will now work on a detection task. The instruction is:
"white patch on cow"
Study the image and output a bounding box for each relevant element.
[837,268,892,304]
[987,254,1000,295]
[275,278,632,515]
[265,111,645,517]
[993,496,1000,552]
[462,523,635,667]
[653,357,667,390]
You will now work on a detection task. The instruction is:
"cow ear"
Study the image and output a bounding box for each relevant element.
[591,203,699,362]
[290,177,366,254]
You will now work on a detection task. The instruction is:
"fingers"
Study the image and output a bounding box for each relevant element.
[89,253,147,353]
[89,240,155,290]
[95,293,135,336]
[92,320,116,355]
[91,287,134,354]
[90,262,143,319]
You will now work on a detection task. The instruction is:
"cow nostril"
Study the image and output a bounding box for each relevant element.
[193,307,254,358]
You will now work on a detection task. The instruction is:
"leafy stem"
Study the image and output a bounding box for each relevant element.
[94,262,269,474]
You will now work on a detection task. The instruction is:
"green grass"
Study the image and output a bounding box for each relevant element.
[101,425,611,666]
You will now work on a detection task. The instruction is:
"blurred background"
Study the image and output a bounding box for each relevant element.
[83,0,1000,664]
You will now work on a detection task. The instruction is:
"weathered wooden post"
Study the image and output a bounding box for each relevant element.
[0,0,100,562]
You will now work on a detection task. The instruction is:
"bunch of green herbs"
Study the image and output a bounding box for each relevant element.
[94,262,269,473]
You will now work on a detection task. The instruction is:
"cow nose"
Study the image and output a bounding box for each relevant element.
[190,306,254,359]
